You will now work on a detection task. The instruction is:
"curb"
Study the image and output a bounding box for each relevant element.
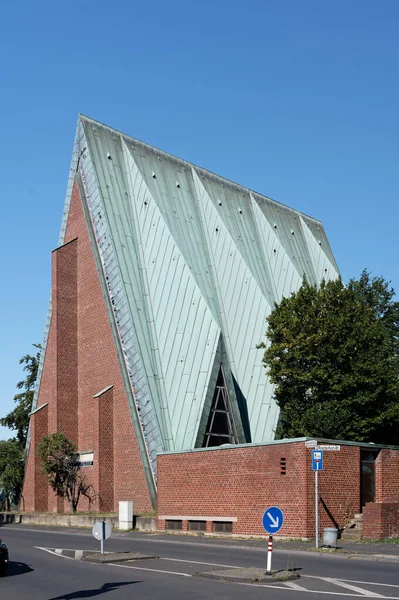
[193,567,300,584]
[81,551,158,563]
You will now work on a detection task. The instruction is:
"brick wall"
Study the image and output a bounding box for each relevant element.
[22,179,153,514]
[48,238,79,513]
[93,387,114,511]
[157,442,310,537]
[305,445,360,535]
[157,442,364,538]
[375,450,399,503]
[22,404,49,512]
[363,502,399,539]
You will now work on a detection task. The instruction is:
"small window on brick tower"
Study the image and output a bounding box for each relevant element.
[280,457,287,475]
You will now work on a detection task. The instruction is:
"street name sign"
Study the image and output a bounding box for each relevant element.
[262,506,284,534]
[305,440,317,448]
[318,445,340,451]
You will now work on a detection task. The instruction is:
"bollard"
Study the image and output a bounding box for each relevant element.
[266,535,273,574]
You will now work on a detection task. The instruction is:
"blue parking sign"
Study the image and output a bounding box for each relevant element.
[312,449,323,471]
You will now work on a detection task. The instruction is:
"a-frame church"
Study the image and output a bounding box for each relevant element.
[22,115,339,513]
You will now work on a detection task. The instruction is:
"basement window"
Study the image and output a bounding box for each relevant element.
[213,521,232,533]
[188,520,206,532]
[280,457,287,475]
[165,520,182,531]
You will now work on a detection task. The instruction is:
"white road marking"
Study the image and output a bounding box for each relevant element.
[162,557,240,568]
[55,549,62,555]
[321,579,384,597]
[107,562,191,577]
[284,582,310,591]
[75,550,83,560]
[319,578,399,589]
[34,547,75,561]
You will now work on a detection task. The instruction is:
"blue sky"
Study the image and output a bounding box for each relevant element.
[1,0,398,440]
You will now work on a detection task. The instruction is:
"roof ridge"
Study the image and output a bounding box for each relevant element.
[78,114,323,224]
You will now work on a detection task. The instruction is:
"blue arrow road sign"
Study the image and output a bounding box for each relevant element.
[262,506,284,534]
[312,449,323,471]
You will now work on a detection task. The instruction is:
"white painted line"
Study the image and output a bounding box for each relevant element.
[75,550,83,560]
[321,578,385,597]
[284,582,310,591]
[240,582,364,595]
[324,578,399,589]
[55,549,62,555]
[107,562,191,577]
[162,557,240,568]
[34,547,75,561]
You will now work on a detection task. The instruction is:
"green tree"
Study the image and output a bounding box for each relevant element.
[1,344,41,449]
[348,269,399,359]
[37,433,95,513]
[259,275,399,443]
[0,439,24,511]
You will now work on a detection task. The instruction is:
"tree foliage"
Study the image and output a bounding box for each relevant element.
[37,433,95,513]
[1,344,41,449]
[348,269,399,360]
[259,273,399,443]
[0,440,24,511]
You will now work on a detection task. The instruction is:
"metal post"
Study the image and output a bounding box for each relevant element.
[266,535,273,574]
[315,469,319,549]
[101,521,105,555]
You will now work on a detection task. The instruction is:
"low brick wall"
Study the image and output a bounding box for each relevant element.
[363,502,399,539]
[157,440,364,538]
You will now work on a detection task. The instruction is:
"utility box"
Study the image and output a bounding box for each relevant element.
[119,501,133,530]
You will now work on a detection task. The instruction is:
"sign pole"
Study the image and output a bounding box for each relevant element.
[266,535,273,574]
[262,506,283,575]
[311,447,322,549]
[315,468,319,549]
[101,521,105,555]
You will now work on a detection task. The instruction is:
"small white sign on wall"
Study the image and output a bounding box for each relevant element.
[77,452,94,467]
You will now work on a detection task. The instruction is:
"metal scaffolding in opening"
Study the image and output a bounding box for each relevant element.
[204,365,239,447]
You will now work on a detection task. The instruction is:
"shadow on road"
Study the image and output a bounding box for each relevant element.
[274,567,303,574]
[5,561,34,577]
[47,581,140,599]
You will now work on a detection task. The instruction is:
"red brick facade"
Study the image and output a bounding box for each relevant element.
[309,445,360,535]
[22,179,153,514]
[375,450,399,503]
[361,450,399,539]
[363,502,399,539]
[157,441,398,538]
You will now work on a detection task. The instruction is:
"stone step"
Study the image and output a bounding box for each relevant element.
[341,530,362,540]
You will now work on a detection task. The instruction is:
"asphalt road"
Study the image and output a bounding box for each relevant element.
[1,525,399,600]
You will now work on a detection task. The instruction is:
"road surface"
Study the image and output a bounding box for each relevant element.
[1,525,398,600]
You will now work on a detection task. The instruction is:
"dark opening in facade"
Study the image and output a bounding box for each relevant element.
[188,520,206,532]
[165,520,182,530]
[203,365,239,447]
[213,521,233,533]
